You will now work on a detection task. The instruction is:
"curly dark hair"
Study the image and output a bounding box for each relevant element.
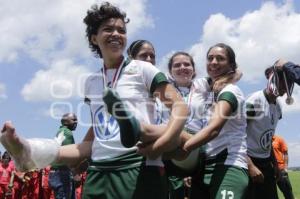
[83,2,129,58]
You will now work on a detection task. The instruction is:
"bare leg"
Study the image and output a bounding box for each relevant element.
[0,121,35,171]
[139,123,167,144]
[1,121,61,171]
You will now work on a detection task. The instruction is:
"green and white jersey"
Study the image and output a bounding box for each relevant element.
[204,84,248,169]
[84,59,168,161]
[51,126,75,168]
[185,78,211,133]
[246,90,282,158]
[157,78,209,134]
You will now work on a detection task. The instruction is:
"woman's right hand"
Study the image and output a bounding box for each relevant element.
[248,164,264,183]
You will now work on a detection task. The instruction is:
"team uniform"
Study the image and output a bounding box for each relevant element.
[158,77,209,199]
[49,126,75,199]
[246,90,282,199]
[193,82,248,199]
[83,58,169,199]
[272,135,295,199]
[159,78,209,132]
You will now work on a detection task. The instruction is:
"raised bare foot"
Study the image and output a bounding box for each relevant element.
[0,121,36,171]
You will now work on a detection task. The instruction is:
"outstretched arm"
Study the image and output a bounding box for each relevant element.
[183,100,231,152]
[276,59,300,85]
[153,83,188,151]
[46,127,93,167]
[56,141,92,167]
[138,83,188,159]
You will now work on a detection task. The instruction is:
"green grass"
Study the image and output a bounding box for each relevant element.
[278,170,300,199]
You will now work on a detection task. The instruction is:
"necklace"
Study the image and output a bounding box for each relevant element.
[101,58,126,89]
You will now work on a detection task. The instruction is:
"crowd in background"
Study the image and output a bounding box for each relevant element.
[0,152,86,199]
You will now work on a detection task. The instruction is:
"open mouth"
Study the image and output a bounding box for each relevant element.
[107,39,122,49]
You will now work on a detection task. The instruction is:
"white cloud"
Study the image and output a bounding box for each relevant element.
[0,83,7,100]
[0,0,153,64]
[4,0,153,102]
[188,1,300,82]
[21,59,90,102]
[43,104,72,120]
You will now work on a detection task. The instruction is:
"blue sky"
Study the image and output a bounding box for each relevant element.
[1,0,300,166]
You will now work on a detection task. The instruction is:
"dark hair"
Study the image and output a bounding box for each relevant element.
[168,51,196,78]
[207,43,237,71]
[207,43,242,92]
[265,67,273,79]
[127,40,155,58]
[2,151,11,161]
[83,2,129,58]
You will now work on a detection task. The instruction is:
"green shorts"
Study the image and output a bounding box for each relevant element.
[82,164,168,199]
[191,150,249,199]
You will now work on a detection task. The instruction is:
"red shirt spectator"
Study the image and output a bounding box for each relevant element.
[0,155,14,198]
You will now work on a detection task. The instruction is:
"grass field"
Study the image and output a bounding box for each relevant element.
[278,170,300,199]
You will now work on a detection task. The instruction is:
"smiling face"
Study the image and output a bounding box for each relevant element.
[91,18,127,65]
[170,54,195,87]
[134,43,156,65]
[206,46,233,81]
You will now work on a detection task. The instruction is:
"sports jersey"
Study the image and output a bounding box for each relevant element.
[246,90,282,158]
[84,59,168,161]
[51,126,75,168]
[204,84,248,169]
[272,135,288,170]
[158,77,209,134]
[0,163,13,185]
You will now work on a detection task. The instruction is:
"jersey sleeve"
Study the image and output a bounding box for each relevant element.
[140,61,168,94]
[217,84,241,112]
[283,62,300,85]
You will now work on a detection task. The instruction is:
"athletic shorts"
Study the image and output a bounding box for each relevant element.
[191,149,249,199]
[82,164,168,199]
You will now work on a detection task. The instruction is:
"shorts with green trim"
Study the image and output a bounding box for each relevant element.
[82,164,168,199]
[191,150,249,199]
